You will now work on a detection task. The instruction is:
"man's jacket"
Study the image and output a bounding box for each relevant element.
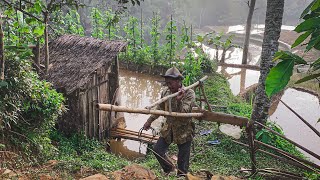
[147,87,195,144]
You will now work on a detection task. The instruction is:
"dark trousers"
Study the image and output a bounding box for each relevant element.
[153,137,192,175]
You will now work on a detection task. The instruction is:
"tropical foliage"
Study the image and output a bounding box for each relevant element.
[266,0,320,97]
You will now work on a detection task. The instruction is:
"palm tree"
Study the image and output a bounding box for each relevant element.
[250,0,285,125]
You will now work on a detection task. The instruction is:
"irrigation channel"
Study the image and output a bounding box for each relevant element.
[110,25,320,166]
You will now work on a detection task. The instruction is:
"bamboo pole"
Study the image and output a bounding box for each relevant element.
[255,140,320,171]
[280,99,320,138]
[113,128,159,140]
[255,121,320,161]
[111,132,157,144]
[98,104,203,118]
[111,131,157,141]
[145,76,208,109]
[232,140,314,171]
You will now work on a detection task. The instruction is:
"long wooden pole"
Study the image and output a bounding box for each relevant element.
[97,104,203,118]
[98,104,249,126]
[255,121,320,161]
[145,76,208,109]
[280,99,320,138]
[254,140,320,171]
[232,140,315,172]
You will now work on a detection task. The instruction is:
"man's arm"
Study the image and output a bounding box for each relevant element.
[143,89,166,130]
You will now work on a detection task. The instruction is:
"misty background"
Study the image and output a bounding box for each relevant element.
[77,0,312,35]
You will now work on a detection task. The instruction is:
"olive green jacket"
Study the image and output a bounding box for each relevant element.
[147,87,195,144]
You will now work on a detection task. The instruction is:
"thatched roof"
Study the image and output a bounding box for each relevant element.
[43,35,127,94]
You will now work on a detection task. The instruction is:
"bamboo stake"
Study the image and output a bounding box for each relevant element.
[145,76,208,109]
[280,99,320,138]
[255,140,320,171]
[255,121,320,161]
[97,104,203,118]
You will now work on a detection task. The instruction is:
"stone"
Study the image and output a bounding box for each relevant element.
[219,124,242,139]
[112,164,157,180]
[211,175,242,180]
[80,173,109,180]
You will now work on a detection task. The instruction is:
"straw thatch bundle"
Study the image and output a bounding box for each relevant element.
[42,34,127,94]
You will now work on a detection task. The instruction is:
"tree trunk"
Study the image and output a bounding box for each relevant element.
[250,0,284,125]
[35,38,40,74]
[242,0,256,65]
[0,17,4,80]
[44,13,49,75]
[78,0,92,36]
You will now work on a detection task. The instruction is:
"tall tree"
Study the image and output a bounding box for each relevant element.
[0,14,4,81]
[250,0,284,125]
[242,0,256,65]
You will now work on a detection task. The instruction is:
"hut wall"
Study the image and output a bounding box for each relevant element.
[78,59,119,140]
[57,91,82,136]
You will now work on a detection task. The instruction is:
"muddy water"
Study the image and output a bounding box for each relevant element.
[269,88,320,165]
[110,69,165,159]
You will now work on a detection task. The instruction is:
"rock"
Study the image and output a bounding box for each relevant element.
[80,173,109,180]
[39,174,55,180]
[0,169,17,178]
[44,160,58,167]
[296,64,310,73]
[112,164,157,180]
[219,124,242,139]
[211,175,242,180]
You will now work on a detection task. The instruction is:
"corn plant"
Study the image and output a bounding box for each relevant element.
[91,8,104,39]
[105,9,120,40]
[150,12,161,66]
[163,15,177,66]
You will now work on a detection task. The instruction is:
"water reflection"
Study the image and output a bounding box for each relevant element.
[218,66,260,95]
[269,88,320,165]
[110,69,165,159]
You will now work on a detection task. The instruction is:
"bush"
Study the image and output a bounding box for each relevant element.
[0,47,65,159]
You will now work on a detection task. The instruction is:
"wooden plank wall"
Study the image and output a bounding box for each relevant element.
[79,58,119,140]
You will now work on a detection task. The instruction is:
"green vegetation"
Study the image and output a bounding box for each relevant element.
[50,131,129,173]
[266,0,320,97]
[0,48,64,163]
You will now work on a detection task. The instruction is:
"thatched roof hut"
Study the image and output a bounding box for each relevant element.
[43,35,126,139]
[46,34,127,94]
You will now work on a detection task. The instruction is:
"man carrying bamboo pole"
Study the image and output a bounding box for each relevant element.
[143,67,195,177]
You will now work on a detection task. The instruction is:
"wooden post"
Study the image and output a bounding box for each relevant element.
[44,12,49,75]
[0,15,4,81]
[247,122,257,175]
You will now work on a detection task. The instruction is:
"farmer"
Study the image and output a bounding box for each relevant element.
[143,66,195,177]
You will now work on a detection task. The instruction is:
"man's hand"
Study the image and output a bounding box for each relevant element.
[176,88,185,101]
[143,121,152,130]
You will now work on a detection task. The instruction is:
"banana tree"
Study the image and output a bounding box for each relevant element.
[266,0,320,98]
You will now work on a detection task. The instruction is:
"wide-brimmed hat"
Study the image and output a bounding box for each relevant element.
[161,67,184,79]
